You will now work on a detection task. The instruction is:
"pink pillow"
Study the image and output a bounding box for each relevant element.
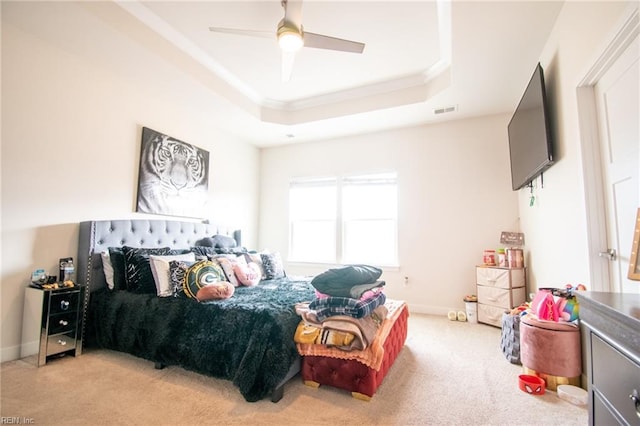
[196,282,235,301]
[233,262,261,287]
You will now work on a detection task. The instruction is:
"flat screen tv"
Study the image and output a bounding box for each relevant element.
[507,63,554,191]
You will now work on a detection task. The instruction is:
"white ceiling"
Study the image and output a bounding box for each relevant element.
[8,0,566,147]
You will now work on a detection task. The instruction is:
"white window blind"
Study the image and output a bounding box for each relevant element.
[288,172,398,266]
[289,178,337,263]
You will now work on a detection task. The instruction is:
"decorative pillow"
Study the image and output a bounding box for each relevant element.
[190,246,218,260]
[122,246,172,294]
[196,282,235,301]
[233,262,261,286]
[149,252,196,297]
[107,247,127,291]
[101,251,115,290]
[169,260,226,299]
[191,246,248,259]
[215,247,248,255]
[213,256,240,287]
[260,252,286,279]
[194,237,215,247]
[243,252,265,279]
[195,234,237,249]
[211,234,237,249]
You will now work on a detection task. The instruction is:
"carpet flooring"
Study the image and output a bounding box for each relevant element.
[1,313,587,425]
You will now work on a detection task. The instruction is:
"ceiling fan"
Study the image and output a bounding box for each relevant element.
[209,0,365,82]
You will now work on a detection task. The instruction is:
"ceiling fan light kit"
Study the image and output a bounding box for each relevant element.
[209,0,365,81]
[277,22,303,52]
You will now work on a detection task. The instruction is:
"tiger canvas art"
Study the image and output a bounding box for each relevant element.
[136,127,209,218]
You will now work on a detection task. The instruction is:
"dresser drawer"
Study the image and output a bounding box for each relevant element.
[476,267,525,289]
[593,394,621,425]
[591,333,640,424]
[49,290,80,315]
[46,332,76,356]
[478,304,505,327]
[478,286,526,309]
[48,311,78,335]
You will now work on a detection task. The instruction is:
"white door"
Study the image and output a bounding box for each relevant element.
[594,34,639,293]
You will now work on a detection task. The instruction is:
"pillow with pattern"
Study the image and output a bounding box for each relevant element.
[169,259,226,299]
[233,262,261,286]
[149,252,197,297]
[243,252,265,279]
[122,246,172,294]
[101,250,115,290]
[260,252,286,279]
[107,247,127,291]
[191,246,248,260]
[190,246,217,260]
[212,256,241,287]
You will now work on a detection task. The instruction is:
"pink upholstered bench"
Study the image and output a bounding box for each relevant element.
[301,303,409,400]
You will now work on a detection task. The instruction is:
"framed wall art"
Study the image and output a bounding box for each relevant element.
[136,127,209,218]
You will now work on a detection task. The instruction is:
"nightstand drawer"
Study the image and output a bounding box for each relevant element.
[48,312,77,335]
[49,291,80,314]
[22,286,86,366]
[476,267,524,289]
[591,333,640,424]
[478,286,526,309]
[46,332,76,356]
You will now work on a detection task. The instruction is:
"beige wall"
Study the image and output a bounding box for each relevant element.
[1,3,260,361]
[259,115,520,314]
[517,1,636,290]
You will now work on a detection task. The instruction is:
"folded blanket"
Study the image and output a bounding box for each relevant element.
[296,299,407,370]
[315,286,383,301]
[308,291,386,322]
[311,265,383,298]
[294,323,356,347]
[294,305,388,350]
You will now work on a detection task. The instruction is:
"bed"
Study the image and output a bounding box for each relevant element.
[77,219,315,402]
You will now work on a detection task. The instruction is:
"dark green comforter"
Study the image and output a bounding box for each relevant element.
[86,277,315,401]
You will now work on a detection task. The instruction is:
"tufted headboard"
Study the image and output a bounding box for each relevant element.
[77,219,241,294]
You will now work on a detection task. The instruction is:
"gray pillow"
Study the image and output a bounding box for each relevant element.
[195,234,237,249]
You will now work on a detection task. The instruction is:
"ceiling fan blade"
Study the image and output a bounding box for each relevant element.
[281,50,296,82]
[209,27,274,40]
[283,0,303,28]
[303,32,365,54]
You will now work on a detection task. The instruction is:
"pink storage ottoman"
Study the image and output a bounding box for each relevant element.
[519,315,581,390]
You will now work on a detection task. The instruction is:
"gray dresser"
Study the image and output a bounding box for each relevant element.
[577,291,640,425]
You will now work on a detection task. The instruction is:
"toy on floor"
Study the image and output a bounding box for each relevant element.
[529,284,586,322]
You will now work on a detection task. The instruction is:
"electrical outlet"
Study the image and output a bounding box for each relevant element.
[404,276,409,285]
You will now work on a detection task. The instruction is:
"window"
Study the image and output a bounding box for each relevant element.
[288,172,398,266]
[289,178,337,263]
